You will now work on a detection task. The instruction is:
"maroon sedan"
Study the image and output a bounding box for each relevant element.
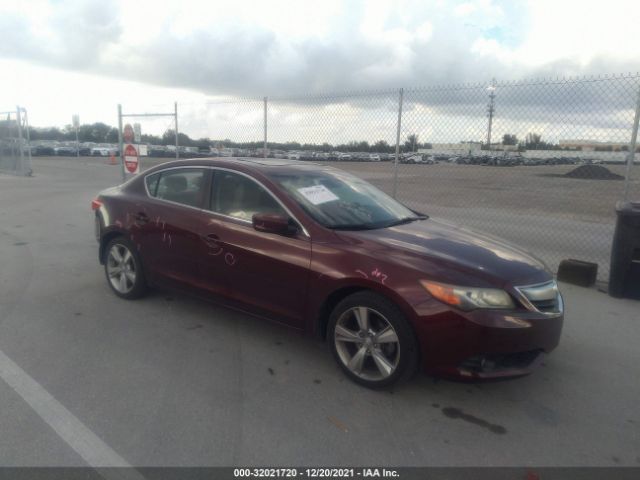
[93,158,563,388]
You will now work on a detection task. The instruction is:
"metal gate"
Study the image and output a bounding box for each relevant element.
[0,106,32,176]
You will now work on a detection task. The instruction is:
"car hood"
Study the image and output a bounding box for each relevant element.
[338,218,550,287]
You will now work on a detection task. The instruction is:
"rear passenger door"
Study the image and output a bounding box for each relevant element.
[138,167,210,288]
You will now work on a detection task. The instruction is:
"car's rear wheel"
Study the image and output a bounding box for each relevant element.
[328,291,418,389]
[104,237,147,299]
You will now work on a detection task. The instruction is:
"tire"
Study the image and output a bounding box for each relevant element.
[328,291,419,389]
[103,236,147,300]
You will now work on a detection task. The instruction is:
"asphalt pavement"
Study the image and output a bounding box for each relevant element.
[0,157,638,467]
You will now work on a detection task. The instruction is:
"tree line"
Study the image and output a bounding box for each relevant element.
[25,123,433,153]
[26,122,606,152]
[500,132,557,150]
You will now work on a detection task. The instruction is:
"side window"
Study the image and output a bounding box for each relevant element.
[145,173,160,196]
[154,168,206,208]
[211,171,286,221]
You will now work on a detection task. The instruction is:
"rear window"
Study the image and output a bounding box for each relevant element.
[147,168,207,208]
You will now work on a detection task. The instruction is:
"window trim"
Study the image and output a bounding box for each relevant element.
[145,166,209,210]
[142,165,310,238]
[145,172,161,197]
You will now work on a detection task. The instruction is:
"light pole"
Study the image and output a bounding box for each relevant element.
[486,79,496,151]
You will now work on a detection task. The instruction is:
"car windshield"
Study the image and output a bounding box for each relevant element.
[267,168,425,229]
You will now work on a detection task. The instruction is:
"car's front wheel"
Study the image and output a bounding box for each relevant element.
[328,291,418,389]
[104,237,147,300]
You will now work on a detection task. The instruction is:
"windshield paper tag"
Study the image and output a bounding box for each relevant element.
[297,185,339,205]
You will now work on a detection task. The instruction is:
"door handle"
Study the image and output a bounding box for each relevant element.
[202,233,221,244]
[134,212,150,225]
[202,233,223,255]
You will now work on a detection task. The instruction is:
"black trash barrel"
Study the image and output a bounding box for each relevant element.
[609,201,640,299]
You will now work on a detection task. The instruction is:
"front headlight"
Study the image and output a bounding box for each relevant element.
[420,280,515,311]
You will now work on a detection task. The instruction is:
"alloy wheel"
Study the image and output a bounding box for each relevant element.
[106,243,137,294]
[334,306,401,381]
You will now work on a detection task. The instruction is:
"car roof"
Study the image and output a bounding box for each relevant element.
[236,158,318,167]
[147,157,335,175]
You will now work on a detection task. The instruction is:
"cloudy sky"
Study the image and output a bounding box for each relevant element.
[1,0,640,144]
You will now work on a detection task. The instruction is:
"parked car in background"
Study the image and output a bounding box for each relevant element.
[93,158,563,388]
[55,146,77,156]
[338,153,352,161]
[32,145,56,156]
[148,146,167,158]
[91,147,112,157]
[369,154,381,162]
[401,154,428,164]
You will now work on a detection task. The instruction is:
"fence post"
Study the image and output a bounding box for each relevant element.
[15,106,25,176]
[74,116,80,160]
[21,107,32,175]
[624,84,640,201]
[263,96,268,158]
[117,104,125,182]
[392,88,404,199]
[174,101,179,161]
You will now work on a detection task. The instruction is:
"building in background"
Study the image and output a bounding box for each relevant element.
[559,140,629,151]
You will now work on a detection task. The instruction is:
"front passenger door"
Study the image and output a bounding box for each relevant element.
[199,170,311,327]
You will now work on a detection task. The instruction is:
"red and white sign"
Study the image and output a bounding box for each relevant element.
[124,144,139,174]
[123,124,135,144]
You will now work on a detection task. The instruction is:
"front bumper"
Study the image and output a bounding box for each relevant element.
[414,307,563,380]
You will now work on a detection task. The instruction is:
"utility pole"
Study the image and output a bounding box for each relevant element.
[486,78,496,151]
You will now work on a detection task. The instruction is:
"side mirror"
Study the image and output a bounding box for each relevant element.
[252,212,297,236]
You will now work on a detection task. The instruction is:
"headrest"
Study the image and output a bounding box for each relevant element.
[165,175,187,192]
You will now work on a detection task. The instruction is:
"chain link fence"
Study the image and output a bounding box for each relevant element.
[396,76,640,281]
[0,106,32,176]
[192,97,266,152]
[186,73,640,281]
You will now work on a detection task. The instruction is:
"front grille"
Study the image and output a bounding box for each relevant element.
[516,280,562,314]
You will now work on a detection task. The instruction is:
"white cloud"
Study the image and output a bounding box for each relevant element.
[0,0,639,144]
[454,2,477,16]
[494,0,640,67]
